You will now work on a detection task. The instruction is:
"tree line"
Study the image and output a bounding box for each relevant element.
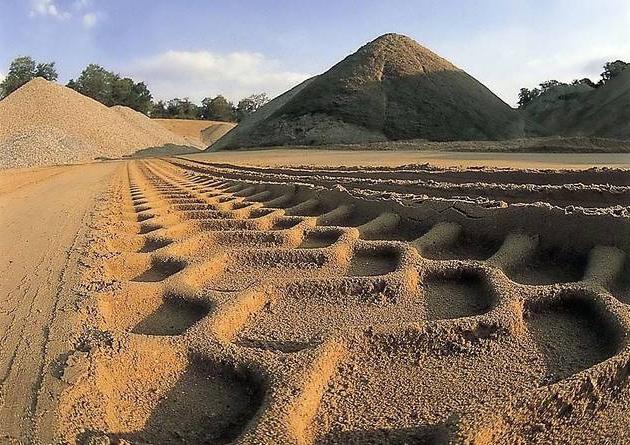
[0,56,269,122]
[517,60,629,108]
[150,93,269,122]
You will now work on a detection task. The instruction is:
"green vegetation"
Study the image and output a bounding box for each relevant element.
[67,64,152,114]
[0,56,58,98]
[236,93,270,121]
[1,56,269,122]
[151,98,199,119]
[518,59,629,108]
[149,93,269,122]
[200,95,236,121]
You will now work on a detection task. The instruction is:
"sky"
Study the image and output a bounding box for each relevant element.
[0,0,629,106]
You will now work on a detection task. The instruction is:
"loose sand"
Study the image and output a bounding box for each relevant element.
[187,148,630,170]
[525,69,630,140]
[1,155,629,444]
[152,118,236,147]
[0,162,119,442]
[0,78,196,169]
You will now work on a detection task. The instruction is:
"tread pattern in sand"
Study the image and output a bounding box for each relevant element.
[59,158,630,445]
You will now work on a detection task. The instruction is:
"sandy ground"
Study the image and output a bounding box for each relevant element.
[153,119,237,147]
[1,155,629,444]
[0,162,119,443]
[189,149,630,169]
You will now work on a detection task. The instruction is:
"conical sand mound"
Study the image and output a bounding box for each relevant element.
[0,78,194,169]
[211,33,527,150]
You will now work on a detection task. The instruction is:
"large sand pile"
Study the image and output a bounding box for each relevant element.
[153,118,236,147]
[0,78,195,169]
[525,69,630,139]
[211,33,533,150]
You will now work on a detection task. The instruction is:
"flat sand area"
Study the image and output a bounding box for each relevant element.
[0,162,118,442]
[187,149,630,169]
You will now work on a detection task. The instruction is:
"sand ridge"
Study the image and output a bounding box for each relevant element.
[54,158,630,444]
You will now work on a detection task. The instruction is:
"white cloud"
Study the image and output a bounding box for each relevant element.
[438,22,630,107]
[74,0,91,8]
[29,0,101,28]
[29,0,71,19]
[126,50,311,103]
[82,12,98,28]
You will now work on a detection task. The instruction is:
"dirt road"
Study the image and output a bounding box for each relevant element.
[0,162,119,443]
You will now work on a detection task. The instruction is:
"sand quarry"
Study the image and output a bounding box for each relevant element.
[1,153,629,445]
[2,36,630,445]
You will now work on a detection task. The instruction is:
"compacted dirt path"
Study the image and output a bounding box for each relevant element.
[0,162,119,443]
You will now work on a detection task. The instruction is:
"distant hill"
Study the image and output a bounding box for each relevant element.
[210,33,530,151]
[524,69,630,139]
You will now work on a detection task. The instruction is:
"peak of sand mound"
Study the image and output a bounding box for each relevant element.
[525,69,630,140]
[0,78,196,169]
[211,33,528,150]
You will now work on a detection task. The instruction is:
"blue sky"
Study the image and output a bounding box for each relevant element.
[1,0,629,105]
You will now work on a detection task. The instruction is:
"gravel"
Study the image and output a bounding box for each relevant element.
[0,78,196,169]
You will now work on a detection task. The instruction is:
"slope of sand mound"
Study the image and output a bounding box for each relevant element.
[153,118,236,147]
[0,78,196,169]
[525,69,630,139]
[200,121,237,146]
[210,77,316,151]
[111,106,191,146]
[211,33,531,150]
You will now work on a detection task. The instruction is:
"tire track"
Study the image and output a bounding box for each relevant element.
[61,158,630,445]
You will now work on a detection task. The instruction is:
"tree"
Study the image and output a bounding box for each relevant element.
[163,98,199,119]
[517,87,541,109]
[0,56,58,98]
[601,60,629,84]
[112,77,152,114]
[200,95,236,122]
[236,93,270,121]
[538,80,565,93]
[177,97,199,119]
[571,78,597,88]
[68,64,114,105]
[68,64,152,113]
[150,100,168,118]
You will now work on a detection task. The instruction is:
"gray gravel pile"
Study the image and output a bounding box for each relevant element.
[0,78,194,169]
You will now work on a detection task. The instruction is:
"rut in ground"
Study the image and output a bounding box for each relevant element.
[56,158,630,445]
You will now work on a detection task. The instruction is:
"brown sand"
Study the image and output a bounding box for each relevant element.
[0,162,119,442]
[1,157,629,444]
[187,148,630,170]
[153,118,236,147]
[110,106,195,148]
[0,78,195,169]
